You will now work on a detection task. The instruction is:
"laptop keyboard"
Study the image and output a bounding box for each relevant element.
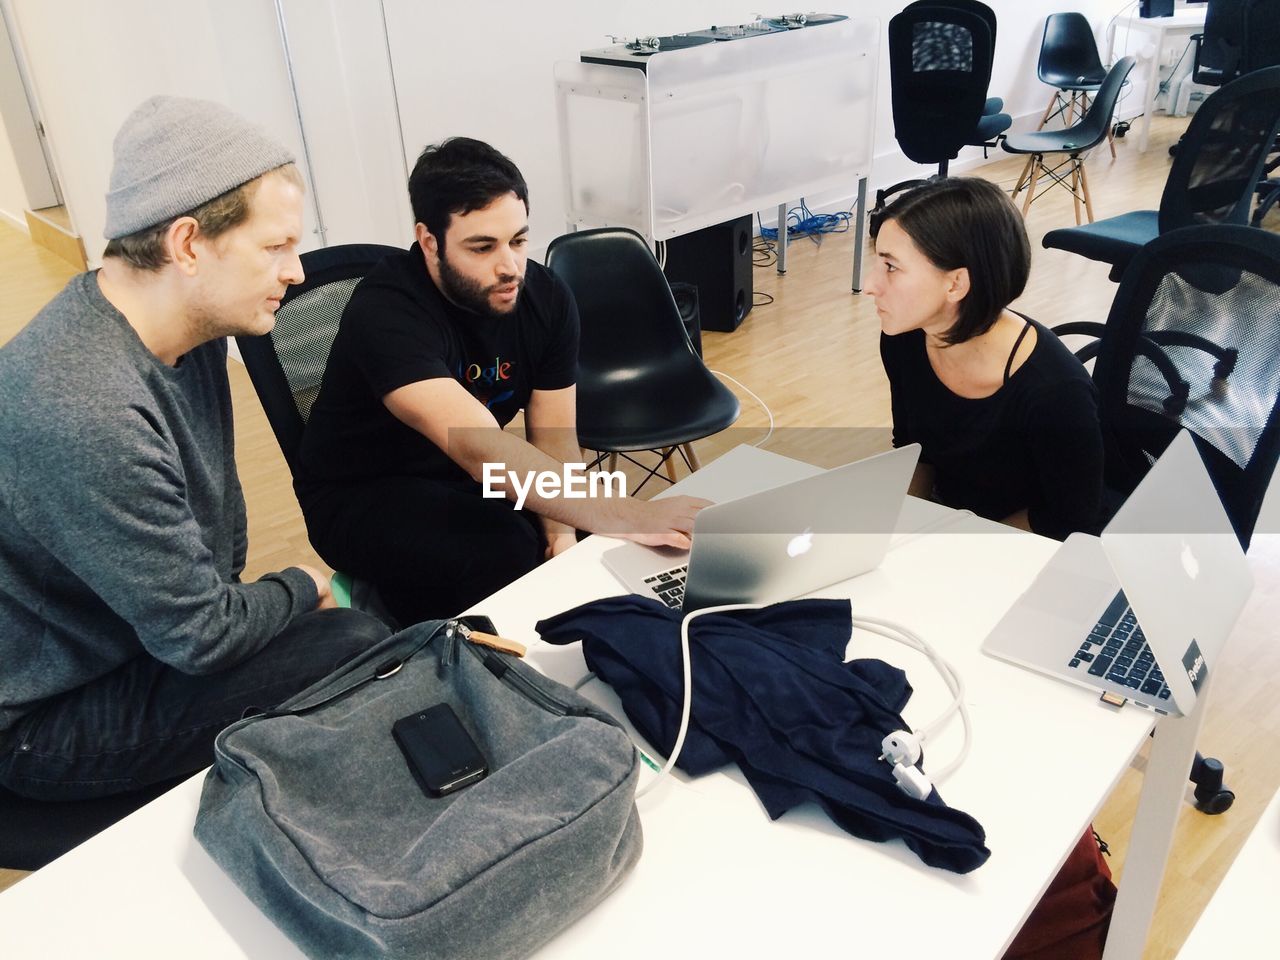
[643,565,688,609]
[1068,591,1171,702]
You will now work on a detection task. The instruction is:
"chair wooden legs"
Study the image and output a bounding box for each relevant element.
[662,447,679,483]
[1071,161,1083,225]
[1012,156,1035,198]
[680,443,701,472]
[608,452,618,472]
[1015,156,1043,216]
[1078,159,1095,223]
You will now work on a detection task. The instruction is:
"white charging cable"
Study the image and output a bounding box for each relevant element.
[854,614,972,792]
[708,370,774,449]
[635,602,762,798]
[635,603,969,801]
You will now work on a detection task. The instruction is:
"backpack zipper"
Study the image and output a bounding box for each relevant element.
[213,619,458,774]
[458,637,585,718]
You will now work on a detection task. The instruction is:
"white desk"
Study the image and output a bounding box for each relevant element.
[1108,9,1207,153]
[0,446,1210,958]
[1177,784,1280,957]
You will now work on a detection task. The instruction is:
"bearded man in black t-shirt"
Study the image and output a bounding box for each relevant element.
[297,138,707,625]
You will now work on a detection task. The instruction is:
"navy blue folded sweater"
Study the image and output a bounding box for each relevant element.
[537,595,990,873]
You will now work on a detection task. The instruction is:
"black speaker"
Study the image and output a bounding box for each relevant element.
[663,215,753,333]
[1139,0,1174,17]
[668,281,703,356]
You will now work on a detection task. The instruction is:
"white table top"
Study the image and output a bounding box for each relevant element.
[1115,8,1207,31]
[1177,784,1280,957]
[0,445,1157,958]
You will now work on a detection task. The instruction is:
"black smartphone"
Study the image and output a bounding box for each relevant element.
[392,703,488,798]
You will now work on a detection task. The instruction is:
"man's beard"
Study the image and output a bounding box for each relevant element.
[437,249,524,318]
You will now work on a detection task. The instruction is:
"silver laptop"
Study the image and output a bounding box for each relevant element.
[983,431,1253,717]
[603,444,921,613]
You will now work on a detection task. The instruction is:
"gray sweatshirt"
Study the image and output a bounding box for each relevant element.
[0,271,317,731]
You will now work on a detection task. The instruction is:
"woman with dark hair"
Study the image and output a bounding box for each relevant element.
[867,177,1103,539]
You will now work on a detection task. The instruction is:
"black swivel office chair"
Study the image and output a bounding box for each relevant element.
[1043,66,1280,279]
[1053,224,1280,814]
[545,227,739,492]
[1037,12,1118,158]
[876,2,1012,208]
[907,0,1009,138]
[1004,57,1135,224]
[1191,0,1250,87]
[236,242,402,621]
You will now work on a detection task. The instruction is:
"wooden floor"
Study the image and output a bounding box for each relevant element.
[2,117,1279,960]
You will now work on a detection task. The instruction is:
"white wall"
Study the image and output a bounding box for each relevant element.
[7,0,1144,259]
[9,0,321,267]
[383,0,1129,241]
[0,111,27,231]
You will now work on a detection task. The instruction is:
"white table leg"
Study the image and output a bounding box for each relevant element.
[1101,676,1212,959]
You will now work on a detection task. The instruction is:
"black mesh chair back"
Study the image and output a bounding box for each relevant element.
[1193,0,1248,85]
[1160,66,1280,234]
[1038,12,1108,91]
[236,243,401,477]
[544,228,739,481]
[1092,225,1280,550]
[887,5,994,168]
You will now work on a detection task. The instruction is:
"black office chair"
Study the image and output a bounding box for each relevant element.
[1191,0,1250,87]
[907,0,1009,138]
[544,227,739,492]
[1043,66,1280,279]
[236,242,402,621]
[1037,12,1119,159]
[876,2,1012,208]
[1003,57,1136,224]
[1,775,188,871]
[1053,224,1280,814]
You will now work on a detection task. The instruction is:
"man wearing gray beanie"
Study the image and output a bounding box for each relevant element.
[0,96,389,806]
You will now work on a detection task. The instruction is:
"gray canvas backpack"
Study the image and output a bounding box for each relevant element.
[195,617,642,959]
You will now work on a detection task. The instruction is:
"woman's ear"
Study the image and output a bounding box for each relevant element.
[945,266,971,304]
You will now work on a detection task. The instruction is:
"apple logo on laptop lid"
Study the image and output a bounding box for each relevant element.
[1180,540,1200,581]
[787,528,814,559]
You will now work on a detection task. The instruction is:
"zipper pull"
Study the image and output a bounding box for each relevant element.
[458,621,527,658]
[439,620,463,677]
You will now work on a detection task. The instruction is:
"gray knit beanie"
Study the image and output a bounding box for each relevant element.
[103,95,296,239]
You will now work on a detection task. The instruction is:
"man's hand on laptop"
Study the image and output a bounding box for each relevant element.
[603,495,711,550]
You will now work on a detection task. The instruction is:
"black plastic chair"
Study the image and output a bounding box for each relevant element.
[1053,224,1280,814]
[1003,57,1136,224]
[1,775,188,871]
[1037,12,1116,160]
[876,2,1012,208]
[236,242,402,621]
[544,227,739,492]
[1044,66,1280,279]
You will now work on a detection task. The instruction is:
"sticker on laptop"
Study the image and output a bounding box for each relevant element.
[1182,640,1208,694]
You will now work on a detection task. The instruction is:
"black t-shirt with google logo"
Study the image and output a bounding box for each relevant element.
[298,243,579,488]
